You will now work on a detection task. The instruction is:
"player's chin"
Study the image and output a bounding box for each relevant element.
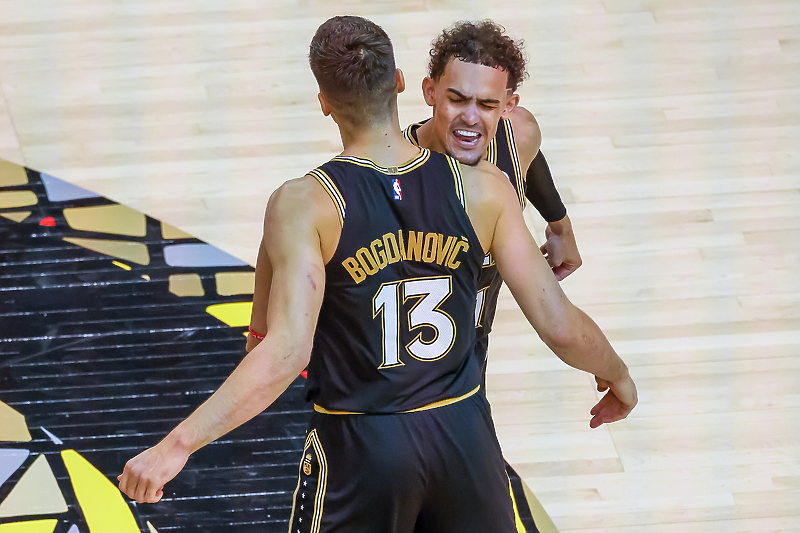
[448,146,485,167]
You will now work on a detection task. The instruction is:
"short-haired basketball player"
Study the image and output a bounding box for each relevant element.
[118,16,636,533]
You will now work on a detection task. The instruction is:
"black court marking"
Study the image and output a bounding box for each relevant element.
[0,165,311,532]
[0,162,542,532]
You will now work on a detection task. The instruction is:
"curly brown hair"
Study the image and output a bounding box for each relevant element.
[428,20,527,92]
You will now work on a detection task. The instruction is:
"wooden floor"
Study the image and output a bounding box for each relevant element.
[2,0,799,531]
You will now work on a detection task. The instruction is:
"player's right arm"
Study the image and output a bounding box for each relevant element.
[118,176,334,503]
[246,237,271,352]
[463,162,636,428]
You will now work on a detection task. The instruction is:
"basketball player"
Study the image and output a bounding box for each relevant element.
[409,20,581,284]
[118,16,636,532]
[404,24,585,532]
[406,21,576,388]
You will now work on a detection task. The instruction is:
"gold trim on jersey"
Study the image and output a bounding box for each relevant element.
[403,120,521,210]
[446,156,467,213]
[332,148,430,175]
[287,429,328,533]
[313,405,363,415]
[485,136,498,165]
[313,385,480,415]
[503,118,526,210]
[309,168,345,228]
[402,385,479,413]
[403,122,423,147]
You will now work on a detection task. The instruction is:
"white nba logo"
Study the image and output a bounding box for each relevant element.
[392,179,402,200]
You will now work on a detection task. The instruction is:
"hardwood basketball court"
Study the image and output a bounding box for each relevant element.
[1,1,799,531]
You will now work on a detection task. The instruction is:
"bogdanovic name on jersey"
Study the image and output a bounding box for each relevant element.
[342,230,470,284]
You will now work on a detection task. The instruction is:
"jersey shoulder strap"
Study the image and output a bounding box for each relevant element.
[495,117,526,209]
[307,167,346,227]
[403,121,425,147]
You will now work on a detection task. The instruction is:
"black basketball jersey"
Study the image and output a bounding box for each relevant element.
[404,119,526,370]
[306,148,485,414]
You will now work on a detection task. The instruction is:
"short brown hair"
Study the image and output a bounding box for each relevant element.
[309,16,397,125]
[428,20,527,92]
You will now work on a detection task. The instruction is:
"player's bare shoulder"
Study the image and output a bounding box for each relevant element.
[268,174,338,217]
[507,105,542,165]
[473,159,514,189]
[263,174,341,257]
[460,160,520,252]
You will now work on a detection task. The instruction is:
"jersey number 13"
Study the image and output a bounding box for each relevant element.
[373,276,456,368]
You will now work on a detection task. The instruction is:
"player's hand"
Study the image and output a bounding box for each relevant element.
[540,221,582,281]
[118,439,189,503]
[589,374,637,429]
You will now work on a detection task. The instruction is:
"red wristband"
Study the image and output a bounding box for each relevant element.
[248,327,265,340]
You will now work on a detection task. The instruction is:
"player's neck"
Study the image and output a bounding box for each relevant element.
[338,117,420,166]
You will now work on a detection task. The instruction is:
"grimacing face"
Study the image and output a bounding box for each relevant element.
[422,58,519,165]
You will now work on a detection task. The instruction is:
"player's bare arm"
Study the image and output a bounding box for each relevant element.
[462,161,636,428]
[118,176,336,503]
[246,238,272,352]
[511,105,583,280]
[506,106,541,171]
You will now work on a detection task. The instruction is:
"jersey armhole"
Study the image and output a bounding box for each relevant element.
[445,156,468,215]
[308,168,346,228]
[502,118,526,210]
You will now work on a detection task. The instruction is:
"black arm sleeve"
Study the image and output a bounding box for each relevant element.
[524,150,567,223]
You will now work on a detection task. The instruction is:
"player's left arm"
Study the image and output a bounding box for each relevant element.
[510,106,582,280]
[479,169,635,428]
[118,178,328,503]
[246,235,272,352]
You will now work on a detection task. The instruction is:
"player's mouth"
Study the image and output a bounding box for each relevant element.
[452,129,482,148]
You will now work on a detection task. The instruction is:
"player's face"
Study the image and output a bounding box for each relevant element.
[422,59,518,165]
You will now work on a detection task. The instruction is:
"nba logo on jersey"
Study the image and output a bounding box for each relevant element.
[392,179,402,200]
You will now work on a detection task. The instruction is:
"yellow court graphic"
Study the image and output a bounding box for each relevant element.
[169,274,205,297]
[0,402,31,442]
[63,204,147,237]
[61,450,139,533]
[0,191,37,209]
[63,238,150,266]
[0,520,57,533]
[206,301,253,327]
[0,211,30,223]
[0,159,28,187]
[215,272,255,296]
[0,455,67,518]
[160,222,193,240]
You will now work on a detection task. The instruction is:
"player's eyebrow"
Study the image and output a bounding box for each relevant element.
[446,88,501,105]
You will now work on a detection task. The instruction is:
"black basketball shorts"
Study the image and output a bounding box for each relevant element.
[287,392,518,533]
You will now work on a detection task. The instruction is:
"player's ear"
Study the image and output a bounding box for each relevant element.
[396,68,405,94]
[318,92,332,117]
[501,92,520,119]
[422,77,436,107]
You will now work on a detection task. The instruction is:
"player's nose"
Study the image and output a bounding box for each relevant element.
[460,103,480,126]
